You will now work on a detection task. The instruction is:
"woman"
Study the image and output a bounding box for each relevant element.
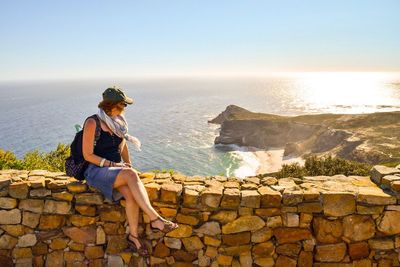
[82,86,178,258]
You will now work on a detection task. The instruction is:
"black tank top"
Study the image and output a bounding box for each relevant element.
[94,127,123,163]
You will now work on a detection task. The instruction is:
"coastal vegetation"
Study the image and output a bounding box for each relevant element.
[0,143,70,172]
[267,155,372,178]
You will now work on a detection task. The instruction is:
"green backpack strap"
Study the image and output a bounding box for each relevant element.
[74,124,82,133]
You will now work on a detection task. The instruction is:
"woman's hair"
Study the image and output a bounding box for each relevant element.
[98,100,122,115]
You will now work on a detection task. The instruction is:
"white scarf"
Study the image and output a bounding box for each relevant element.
[96,108,142,151]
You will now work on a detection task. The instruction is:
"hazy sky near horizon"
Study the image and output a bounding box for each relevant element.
[1,0,399,80]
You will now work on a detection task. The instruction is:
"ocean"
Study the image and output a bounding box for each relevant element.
[1,73,399,178]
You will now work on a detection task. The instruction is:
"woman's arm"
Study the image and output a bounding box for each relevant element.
[120,140,132,166]
[82,118,114,167]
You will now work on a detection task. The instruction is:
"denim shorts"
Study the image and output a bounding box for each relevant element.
[83,163,124,202]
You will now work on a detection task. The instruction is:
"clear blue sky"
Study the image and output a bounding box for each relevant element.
[1,0,399,80]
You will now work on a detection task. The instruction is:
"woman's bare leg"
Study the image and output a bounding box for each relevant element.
[113,168,159,219]
[117,186,139,234]
[113,168,177,230]
[117,185,142,248]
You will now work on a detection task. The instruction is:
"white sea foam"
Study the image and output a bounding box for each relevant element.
[217,144,305,178]
[232,149,260,178]
[215,144,260,178]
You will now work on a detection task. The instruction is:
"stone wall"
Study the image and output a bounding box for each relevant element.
[0,165,400,266]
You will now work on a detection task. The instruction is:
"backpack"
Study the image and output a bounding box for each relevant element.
[65,114,101,180]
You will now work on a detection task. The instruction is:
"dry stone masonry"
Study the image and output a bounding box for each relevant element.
[0,165,400,266]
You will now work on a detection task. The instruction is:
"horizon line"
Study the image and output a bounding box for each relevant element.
[1,71,400,83]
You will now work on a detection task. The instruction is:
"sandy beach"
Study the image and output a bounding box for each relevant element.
[247,146,305,175]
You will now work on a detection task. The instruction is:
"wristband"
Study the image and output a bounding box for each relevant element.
[99,158,106,167]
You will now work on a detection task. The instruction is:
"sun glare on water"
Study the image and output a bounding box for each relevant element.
[288,72,400,114]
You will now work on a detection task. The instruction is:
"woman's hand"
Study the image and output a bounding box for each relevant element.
[112,162,125,167]
[123,162,133,168]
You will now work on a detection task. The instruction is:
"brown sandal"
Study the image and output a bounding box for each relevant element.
[150,215,178,234]
[127,234,150,259]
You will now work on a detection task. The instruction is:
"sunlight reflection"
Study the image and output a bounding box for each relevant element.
[288,72,399,114]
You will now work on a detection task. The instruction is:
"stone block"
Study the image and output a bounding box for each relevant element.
[16,234,37,247]
[315,243,347,262]
[67,182,87,193]
[251,227,273,243]
[0,209,21,224]
[43,200,71,214]
[210,210,237,224]
[222,232,251,246]
[357,187,396,205]
[201,187,223,209]
[19,199,44,213]
[343,215,375,242]
[182,236,204,252]
[282,189,303,206]
[63,226,96,244]
[161,183,182,203]
[183,188,200,207]
[298,202,323,213]
[70,215,98,227]
[276,243,301,257]
[368,238,394,250]
[377,211,400,235]
[349,241,369,260]
[222,215,265,234]
[313,217,343,244]
[38,214,65,230]
[240,190,260,208]
[9,182,29,199]
[275,255,297,267]
[273,227,312,244]
[75,193,103,205]
[166,224,192,238]
[164,237,182,249]
[0,197,17,209]
[194,221,221,236]
[220,188,240,209]
[84,246,104,259]
[252,241,275,257]
[370,165,400,184]
[322,192,355,216]
[258,186,282,207]
[30,188,51,197]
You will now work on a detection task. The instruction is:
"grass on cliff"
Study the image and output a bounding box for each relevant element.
[267,155,372,178]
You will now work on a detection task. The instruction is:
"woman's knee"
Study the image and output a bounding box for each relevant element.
[121,168,139,183]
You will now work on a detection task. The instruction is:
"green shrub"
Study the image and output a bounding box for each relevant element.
[0,143,70,172]
[43,143,70,172]
[268,155,371,178]
[0,149,23,169]
[274,162,307,178]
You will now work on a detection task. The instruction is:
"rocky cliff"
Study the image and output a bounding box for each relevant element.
[0,166,400,266]
[209,105,400,165]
